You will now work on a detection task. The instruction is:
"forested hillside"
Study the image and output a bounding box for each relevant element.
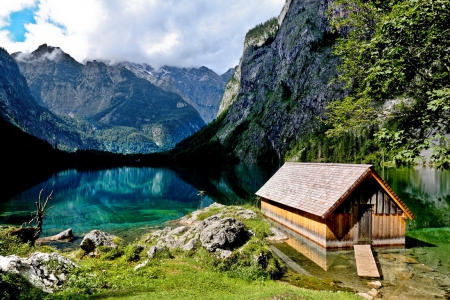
[172,0,450,169]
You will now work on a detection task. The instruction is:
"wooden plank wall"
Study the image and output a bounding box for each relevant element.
[261,199,327,247]
[372,214,406,246]
[325,213,355,248]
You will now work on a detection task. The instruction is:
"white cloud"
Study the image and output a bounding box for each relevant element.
[0,0,285,74]
[0,0,37,27]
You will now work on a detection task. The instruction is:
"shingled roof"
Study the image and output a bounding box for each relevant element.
[255,162,414,219]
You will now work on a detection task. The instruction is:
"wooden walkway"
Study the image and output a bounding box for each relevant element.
[354,245,380,277]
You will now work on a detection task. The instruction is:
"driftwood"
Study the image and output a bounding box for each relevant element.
[10,189,54,245]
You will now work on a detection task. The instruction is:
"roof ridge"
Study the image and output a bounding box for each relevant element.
[284,162,373,167]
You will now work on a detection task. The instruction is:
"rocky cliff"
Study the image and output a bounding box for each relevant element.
[178,0,344,165]
[12,45,205,153]
[121,63,233,123]
[0,47,97,151]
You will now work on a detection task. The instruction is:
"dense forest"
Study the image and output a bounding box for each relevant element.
[319,0,450,168]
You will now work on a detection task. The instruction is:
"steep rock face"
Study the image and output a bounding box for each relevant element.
[215,0,344,164]
[13,44,205,153]
[121,63,233,123]
[0,47,95,151]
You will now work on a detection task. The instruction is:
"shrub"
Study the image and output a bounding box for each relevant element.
[0,228,32,256]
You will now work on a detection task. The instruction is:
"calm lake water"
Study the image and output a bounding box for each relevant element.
[1,164,449,298]
[0,165,273,240]
[0,165,448,239]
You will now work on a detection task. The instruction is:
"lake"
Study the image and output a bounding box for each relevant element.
[1,164,449,298]
[0,165,273,241]
[0,165,448,239]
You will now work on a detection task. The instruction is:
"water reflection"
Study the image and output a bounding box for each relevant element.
[378,166,450,229]
[0,167,214,238]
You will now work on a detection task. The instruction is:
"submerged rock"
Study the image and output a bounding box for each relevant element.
[0,252,78,293]
[367,281,382,289]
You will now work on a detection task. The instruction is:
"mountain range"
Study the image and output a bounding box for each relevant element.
[5,44,232,154]
[1,0,342,167]
[120,63,233,123]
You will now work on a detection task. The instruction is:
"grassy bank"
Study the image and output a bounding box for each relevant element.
[1,205,361,300]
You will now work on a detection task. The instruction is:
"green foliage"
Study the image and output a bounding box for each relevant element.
[285,126,381,165]
[97,245,124,260]
[196,207,224,221]
[0,228,32,257]
[0,272,48,300]
[325,0,450,168]
[245,17,279,45]
[123,244,144,262]
[216,238,286,281]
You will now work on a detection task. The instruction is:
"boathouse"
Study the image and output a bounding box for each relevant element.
[256,163,414,248]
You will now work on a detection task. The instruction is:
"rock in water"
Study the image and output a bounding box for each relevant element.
[0,252,78,293]
[80,230,120,253]
[37,228,74,243]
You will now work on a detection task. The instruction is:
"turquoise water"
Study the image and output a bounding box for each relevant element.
[1,165,448,241]
[0,167,214,239]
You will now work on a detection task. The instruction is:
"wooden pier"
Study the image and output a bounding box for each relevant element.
[354,245,380,277]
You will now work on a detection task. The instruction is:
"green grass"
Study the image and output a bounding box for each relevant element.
[0,207,361,300]
[57,253,360,300]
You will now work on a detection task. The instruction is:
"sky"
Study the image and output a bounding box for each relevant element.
[0,0,285,74]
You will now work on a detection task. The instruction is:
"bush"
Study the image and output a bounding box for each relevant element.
[123,244,144,262]
[0,272,48,300]
[0,228,32,257]
[97,246,124,260]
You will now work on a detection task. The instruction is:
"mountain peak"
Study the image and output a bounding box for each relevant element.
[34,43,60,54]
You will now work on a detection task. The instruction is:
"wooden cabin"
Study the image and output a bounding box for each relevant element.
[256,162,414,249]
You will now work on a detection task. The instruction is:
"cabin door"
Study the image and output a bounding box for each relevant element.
[356,204,373,244]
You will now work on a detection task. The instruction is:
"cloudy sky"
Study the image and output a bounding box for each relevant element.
[0,0,285,74]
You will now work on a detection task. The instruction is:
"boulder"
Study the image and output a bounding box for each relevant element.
[145,209,252,256]
[199,217,249,252]
[0,252,78,293]
[80,230,120,253]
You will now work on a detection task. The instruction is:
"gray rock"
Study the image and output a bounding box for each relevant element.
[234,209,258,220]
[134,259,150,271]
[0,252,78,293]
[147,245,168,259]
[182,238,198,251]
[145,208,252,257]
[80,230,120,253]
[199,217,249,252]
[215,249,233,259]
[267,227,288,242]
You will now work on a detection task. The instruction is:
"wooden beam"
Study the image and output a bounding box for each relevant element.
[370,169,414,220]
